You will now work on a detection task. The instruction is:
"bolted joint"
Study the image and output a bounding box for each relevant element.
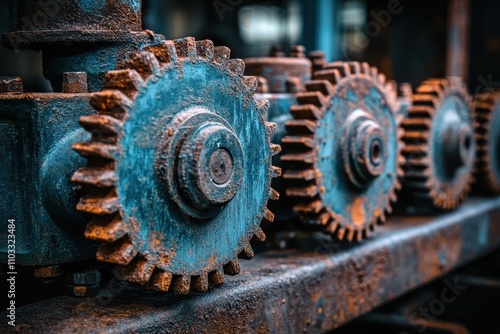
[342,109,388,188]
[158,107,245,220]
[177,122,244,210]
[62,72,88,93]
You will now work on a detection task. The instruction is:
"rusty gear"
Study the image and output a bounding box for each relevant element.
[473,90,500,194]
[280,62,404,242]
[402,77,475,209]
[71,37,280,294]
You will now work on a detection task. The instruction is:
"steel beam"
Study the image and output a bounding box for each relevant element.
[3,197,500,333]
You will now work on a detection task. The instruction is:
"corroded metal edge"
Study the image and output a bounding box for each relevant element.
[3,197,500,334]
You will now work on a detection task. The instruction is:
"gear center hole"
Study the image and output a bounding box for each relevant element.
[210,148,233,185]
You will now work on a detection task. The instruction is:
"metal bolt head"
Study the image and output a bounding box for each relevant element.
[0,76,23,93]
[34,265,62,278]
[67,270,101,285]
[67,284,100,297]
[62,72,88,93]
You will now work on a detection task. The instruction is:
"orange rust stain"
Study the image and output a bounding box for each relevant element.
[351,197,366,227]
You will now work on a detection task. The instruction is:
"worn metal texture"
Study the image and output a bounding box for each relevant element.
[71,37,280,294]
[1,0,163,92]
[244,47,312,224]
[401,77,476,210]
[0,88,98,266]
[3,197,500,334]
[473,90,500,195]
[281,62,404,242]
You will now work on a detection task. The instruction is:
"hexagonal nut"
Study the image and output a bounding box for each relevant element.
[0,76,23,93]
[67,270,101,285]
[34,265,62,278]
[67,284,100,297]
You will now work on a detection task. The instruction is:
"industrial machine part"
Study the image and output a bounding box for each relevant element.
[388,80,413,118]
[244,45,312,223]
[401,77,476,210]
[0,0,163,268]
[280,62,404,242]
[473,90,500,195]
[72,37,280,294]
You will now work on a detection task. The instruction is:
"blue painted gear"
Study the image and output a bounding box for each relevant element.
[71,37,281,294]
[402,77,475,209]
[473,90,500,195]
[281,62,404,242]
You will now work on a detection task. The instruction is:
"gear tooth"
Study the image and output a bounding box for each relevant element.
[378,73,387,84]
[324,61,351,77]
[286,185,319,198]
[263,207,275,222]
[96,236,137,265]
[122,51,160,80]
[104,69,144,98]
[228,59,245,77]
[325,220,339,234]
[243,76,259,94]
[280,151,315,164]
[253,227,266,242]
[270,166,282,178]
[144,40,177,65]
[191,274,209,292]
[72,167,117,188]
[173,36,197,58]
[346,228,355,242]
[84,214,126,242]
[208,268,225,286]
[214,46,231,66]
[348,62,361,75]
[89,90,133,119]
[196,39,215,59]
[285,119,317,135]
[255,97,270,115]
[171,275,191,295]
[290,104,323,120]
[115,257,155,285]
[386,202,393,214]
[148,270,173,292]
[355,230,363,242]
[265,121,277,136]
[336,227,346,241]
[293,199,324,214]
[223,260,240,276]
[281,136,315,149]
[363,227,370,239]
[370,66,379,78]
[72,142,117,160]
[296,91,329,109]
[270,143,282,156]
[360,62,371,75]
[305,80,334,97]
[283,168,316,181]
[238,243,255,260]
[79,115,123,137]
[76,191,119,215]
[380,212,387,223]
[314,69,341,85]
[269,187,280,200]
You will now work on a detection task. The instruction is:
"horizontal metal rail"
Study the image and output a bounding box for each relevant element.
[3,197,500,334]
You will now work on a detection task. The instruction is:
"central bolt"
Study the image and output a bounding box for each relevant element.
[209,148,233,185]
[342,109,388,188]
[445,122,474,167]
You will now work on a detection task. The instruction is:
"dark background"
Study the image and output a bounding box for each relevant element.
[1,0,499,94]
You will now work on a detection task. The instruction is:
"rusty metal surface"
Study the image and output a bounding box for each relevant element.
[473,90,500,195]
[3,197,500,334]
[71,37,281,295]
[401,77,475,210]
[280,61,404,241]
[446,0,470,82]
